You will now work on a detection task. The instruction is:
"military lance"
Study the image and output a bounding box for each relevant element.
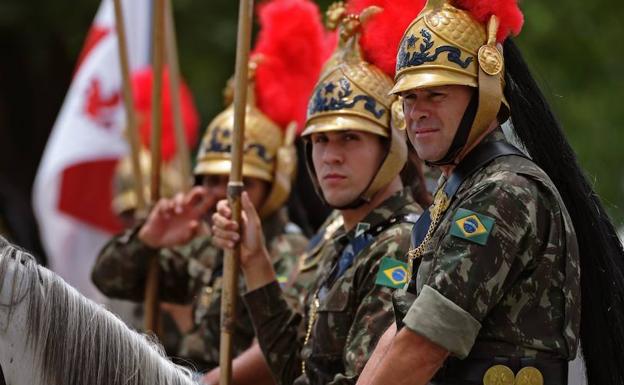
[219,0,254,383]
[143,0,167,335]
[116,0,191,337]
[165,0,193,190]
[112,0,145,214]
[112,0,161,333]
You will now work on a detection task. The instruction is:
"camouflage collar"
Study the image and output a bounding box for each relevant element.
[336,188,417,243]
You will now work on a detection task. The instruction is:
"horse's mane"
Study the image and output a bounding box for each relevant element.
[0,237,199,385]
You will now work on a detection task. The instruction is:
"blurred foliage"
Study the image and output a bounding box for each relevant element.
[0,0,623,224]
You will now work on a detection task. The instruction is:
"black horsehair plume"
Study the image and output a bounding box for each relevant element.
[504,38,624,385]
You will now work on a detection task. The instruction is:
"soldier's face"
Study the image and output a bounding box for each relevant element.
[402,85,474,162]
[243,177,271,209]
[311,130,385,207]
[201,174,229,205]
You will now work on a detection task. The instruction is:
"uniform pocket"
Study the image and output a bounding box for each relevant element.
[311,284,352,359]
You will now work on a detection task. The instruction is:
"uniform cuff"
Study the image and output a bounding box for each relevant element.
[243,280,288,323]
[402,285,481,358]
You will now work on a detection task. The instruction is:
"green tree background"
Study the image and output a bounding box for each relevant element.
[1,0,623,227]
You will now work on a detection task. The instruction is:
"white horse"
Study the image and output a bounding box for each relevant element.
[0,237,201,385]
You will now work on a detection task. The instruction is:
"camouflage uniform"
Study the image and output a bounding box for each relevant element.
[395,131,580,375]
[91,210,307,371]
[282,210,344,312]
[244,189,421,385]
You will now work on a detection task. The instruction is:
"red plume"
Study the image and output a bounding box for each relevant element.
[453,0,524,42]
[252,0,327,134]
[132,67,199,162]
[347,0,427,77]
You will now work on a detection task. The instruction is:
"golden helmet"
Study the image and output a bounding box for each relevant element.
[194,73,297,218]
[194,0,327,217]
[302,2,408,204]
[391,0,524,159]
[112,149,184,216]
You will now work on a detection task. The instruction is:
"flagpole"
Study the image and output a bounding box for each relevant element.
[164,0,192,190]
[219,0,254,383]
[144,0,166,335]
[113,0,146,213]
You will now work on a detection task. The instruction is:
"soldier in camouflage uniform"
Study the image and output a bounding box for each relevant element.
[211,4,424,385]
[92,64,202,347]
[92,0,330,377]
[91,69,310,373]
[358,1,592,384]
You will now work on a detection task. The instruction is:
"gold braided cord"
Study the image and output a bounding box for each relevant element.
[301,296,320,375]
[406,188,450,279]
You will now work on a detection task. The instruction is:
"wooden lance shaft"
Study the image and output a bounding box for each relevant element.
[165,0,193,190]
[220,0,254,384]
[144,0,166,334]
[113,0,146,213]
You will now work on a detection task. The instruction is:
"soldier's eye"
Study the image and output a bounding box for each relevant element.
[312,134,328,144]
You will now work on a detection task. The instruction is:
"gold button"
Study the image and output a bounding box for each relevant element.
[514,367,544,385]
[483,365,515,385]
[200,286,214,307]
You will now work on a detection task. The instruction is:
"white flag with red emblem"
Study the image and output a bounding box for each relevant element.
[33,0,151,302]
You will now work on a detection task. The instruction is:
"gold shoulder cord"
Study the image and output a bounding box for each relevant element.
[406,188,450,280]
[299,216,344,375]
[302,295,320,375]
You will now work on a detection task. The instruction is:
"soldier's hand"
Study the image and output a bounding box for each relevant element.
[138,186,214,248]
[212,193,276,291]
[211,192,267,266]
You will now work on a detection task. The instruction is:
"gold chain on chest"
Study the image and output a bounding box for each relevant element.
[301,295,320,376]
[406,188,450,280]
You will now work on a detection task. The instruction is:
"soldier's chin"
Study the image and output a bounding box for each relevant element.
[323,191,359,208]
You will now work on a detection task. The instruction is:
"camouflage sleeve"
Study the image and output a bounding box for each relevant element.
[243,281,304,385]
[178,232,308,372]
[91,226,215,303]
[402,176,544,358]
[329,226,412,385]
[91,226,155,301]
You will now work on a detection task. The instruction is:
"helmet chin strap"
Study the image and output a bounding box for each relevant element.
[425,93,479,167]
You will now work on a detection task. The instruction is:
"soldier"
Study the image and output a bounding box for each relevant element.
[107,148,188,345]
[91,0,326,377]
[358,0,624,384]
[104,68,198,350]
[92,78,306,374]
[211,3,424,385]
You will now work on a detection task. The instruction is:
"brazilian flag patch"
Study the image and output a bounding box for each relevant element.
[375,257,409,289]
[450,208,495,246]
